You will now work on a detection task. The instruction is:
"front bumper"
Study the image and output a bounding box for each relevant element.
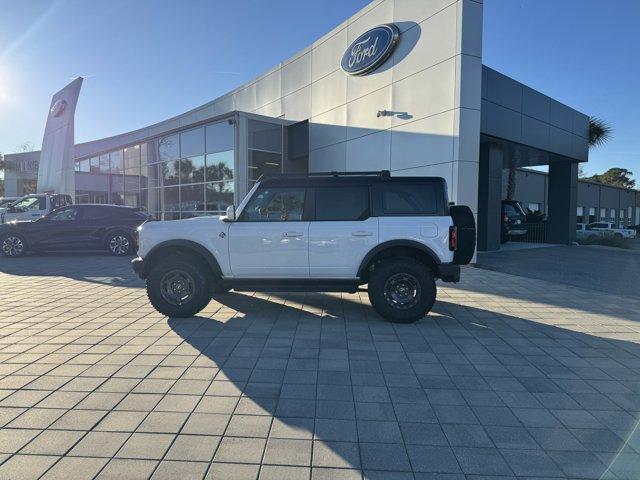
[131,257,146,279]
[438,263,460,283]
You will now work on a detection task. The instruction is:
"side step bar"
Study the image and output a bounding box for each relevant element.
[224,279,360,293]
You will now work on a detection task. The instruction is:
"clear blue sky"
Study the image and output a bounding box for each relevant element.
[1,0,638,178]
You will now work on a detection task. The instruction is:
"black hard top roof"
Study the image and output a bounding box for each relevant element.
[258,171,446,188]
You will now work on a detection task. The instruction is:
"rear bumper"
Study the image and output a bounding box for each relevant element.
[438,263,460,283]
[131,257,146,279]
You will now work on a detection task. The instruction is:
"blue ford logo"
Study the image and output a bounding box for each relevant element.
[341,24,400,76]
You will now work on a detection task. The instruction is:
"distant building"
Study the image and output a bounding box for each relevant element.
[5,0,615,251]
[505,168,640,228]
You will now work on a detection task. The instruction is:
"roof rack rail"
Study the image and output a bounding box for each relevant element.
[261,170,391,180]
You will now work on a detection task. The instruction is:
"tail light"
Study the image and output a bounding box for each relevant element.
[449,226,457,251]
[502,213,508,222]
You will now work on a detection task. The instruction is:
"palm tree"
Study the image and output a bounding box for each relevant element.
[588,117,611,148]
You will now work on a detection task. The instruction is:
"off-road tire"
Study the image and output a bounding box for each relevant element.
[368,258,436,323]
[147,256,212,317]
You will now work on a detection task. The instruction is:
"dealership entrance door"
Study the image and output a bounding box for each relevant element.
[477,135,580,251]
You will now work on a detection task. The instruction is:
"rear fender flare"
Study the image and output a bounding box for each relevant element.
[357,240,441,279]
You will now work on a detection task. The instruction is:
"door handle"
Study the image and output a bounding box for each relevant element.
[283,231,303,237]
[352,231,373,237]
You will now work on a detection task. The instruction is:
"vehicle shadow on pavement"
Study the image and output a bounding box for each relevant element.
[167,291,640,479]
[0,253,144,288]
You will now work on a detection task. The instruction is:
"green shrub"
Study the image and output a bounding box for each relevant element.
[578,235,632,249]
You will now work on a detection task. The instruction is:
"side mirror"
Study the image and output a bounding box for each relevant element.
[7,206,15,213]
[225,205,236,221]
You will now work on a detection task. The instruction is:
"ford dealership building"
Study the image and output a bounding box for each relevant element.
[5,0,637,251]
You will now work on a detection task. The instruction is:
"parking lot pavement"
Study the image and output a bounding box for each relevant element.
[1,254,640,480]
[477,244,640,298]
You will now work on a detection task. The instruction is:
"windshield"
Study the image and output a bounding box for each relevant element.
[503,203,525,217]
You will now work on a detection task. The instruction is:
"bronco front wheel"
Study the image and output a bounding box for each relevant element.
[146,257,211,317]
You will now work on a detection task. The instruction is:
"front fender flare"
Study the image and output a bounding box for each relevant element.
[142,239,222,278]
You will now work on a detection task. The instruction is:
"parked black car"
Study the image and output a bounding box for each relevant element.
[0,204,151,258]
[501,200,528,243]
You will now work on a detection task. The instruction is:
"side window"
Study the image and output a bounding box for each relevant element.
[82,206,113,220]
[13,197,45,211]
[49,207,78,222]
[241,188,306,222]
[316,187,369,221]
[379,184,440,216]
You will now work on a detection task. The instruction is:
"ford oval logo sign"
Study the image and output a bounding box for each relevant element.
[341,24,400,76]
[50,99,67,118]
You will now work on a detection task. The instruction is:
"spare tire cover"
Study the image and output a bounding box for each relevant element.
[449,205,476,265]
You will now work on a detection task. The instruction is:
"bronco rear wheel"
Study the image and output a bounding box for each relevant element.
[368,258,436,323]
[147,256,212,317]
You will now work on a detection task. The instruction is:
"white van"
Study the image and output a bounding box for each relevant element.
[1,194,73,223]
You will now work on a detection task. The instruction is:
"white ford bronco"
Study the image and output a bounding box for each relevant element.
[133,171,475,323]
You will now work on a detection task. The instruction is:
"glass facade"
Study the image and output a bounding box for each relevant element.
[74,118,236,220]
[248,120,283,187]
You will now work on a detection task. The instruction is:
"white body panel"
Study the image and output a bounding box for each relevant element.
[138,214,456,280]
[137,216,233,276]
[378,216,454,264]
[309,217,378,278]
[228,221,310,277]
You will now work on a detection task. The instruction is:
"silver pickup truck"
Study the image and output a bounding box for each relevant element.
[577,222,637,240]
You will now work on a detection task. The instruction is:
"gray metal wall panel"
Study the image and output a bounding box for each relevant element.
[481,66,588,162]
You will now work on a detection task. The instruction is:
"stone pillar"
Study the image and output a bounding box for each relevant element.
[477,142,503,251]
[547,162,578,244]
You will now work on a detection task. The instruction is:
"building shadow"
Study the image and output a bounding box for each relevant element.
[475,245,640,300]
[168,291,640,479]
